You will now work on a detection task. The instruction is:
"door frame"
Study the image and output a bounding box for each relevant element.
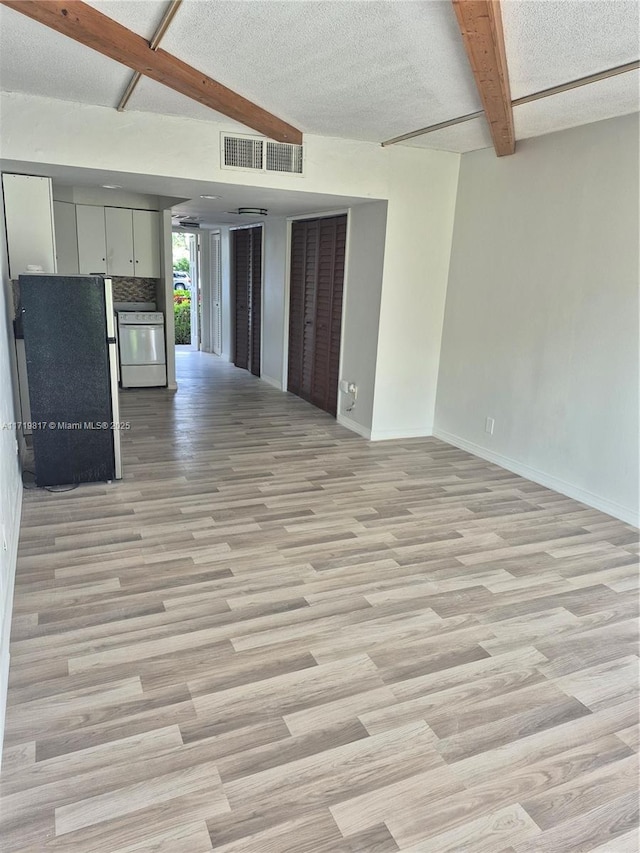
[172,226,201,351]
[282,209,351,409]
[210,230,222,356]
[188,231,201,350]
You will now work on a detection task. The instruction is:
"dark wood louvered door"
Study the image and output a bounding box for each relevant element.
[249,228,262,377]
[232,225,262,376]
[288,219,318,401]
[288,214,347,416]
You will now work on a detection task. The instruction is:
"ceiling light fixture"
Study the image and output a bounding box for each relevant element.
[102,184,122,189]
[200,194,221,200]
[238,208,268,216]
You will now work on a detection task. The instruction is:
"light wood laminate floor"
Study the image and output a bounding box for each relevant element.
[2,350,639,853]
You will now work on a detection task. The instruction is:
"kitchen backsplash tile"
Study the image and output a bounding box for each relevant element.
[112,277,159,303]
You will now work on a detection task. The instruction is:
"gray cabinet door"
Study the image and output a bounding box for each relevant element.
[77,205,107,274]
[2,174,56,278]
[105,207,134,277]
[53,201,79,275]
[133,210,161,278]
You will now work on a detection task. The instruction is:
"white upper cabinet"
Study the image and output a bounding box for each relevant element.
[132,210,161,278]
[75,204,160,278]
[105,207,134,276]
[53,201,79,275]
[76,204,107,274]
[2,174,56,279]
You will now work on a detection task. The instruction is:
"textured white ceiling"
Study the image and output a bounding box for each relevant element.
[0,4,131,108]
[405,71,640,154]
[514,70,640,141]
[404,117,492,154]
[502,0,640,100]
[155,0,481,141]
[89,0,168,40]
[0,0,637,153]
[126,76,250,130]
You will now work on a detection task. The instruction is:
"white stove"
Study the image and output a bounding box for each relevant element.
[117,311,166,388]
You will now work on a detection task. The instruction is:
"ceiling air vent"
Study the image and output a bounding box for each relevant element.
[221,133,303,175]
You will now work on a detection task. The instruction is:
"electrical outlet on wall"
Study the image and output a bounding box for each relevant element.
[485,416,495,435]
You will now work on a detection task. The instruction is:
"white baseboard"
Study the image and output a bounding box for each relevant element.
[369,427,430,442]
[433,428,639,528]
[0,479,22,770]
[261,375,283,391]
[337,413,371,439]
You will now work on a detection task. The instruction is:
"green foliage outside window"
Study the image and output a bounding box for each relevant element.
[174,289,191,344]
[173,257,190,272]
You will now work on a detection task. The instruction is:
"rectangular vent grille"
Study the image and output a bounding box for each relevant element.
[221,134,303,175]
[266,141,303,174]
[224,136,263,170]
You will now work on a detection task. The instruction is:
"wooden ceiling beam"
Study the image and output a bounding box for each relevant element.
[0,0,302,144]
[452,0,515,156]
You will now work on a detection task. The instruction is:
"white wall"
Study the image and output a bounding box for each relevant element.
[435,113,640,526]
[261,217,288,387]
[0,189,23,767]
[339,201,387,436]
[0,92,391,199]
[371,151,460,439]
[0,92,460,439]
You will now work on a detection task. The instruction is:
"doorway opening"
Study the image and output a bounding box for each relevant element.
[172,230,201,350]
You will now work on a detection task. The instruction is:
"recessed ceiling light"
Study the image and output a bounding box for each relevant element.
[200,194,221,200]
[102,184,122,189]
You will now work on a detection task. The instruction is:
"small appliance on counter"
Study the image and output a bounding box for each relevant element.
[117,310,167,388]
[19,274,123,486]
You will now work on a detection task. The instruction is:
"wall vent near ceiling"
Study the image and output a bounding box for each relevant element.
[224,135,263,170]
[221,133,303,175]
[265,141,303,174]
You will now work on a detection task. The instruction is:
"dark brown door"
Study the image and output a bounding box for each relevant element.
[233,228,250,371]
[250,228,262,377]
[232,226,262,375]
[288,214,347,416]
[288,218,318,401]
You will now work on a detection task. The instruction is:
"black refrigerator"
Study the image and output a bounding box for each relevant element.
[19,274,123,486]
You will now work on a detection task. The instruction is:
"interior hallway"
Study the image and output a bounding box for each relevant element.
[1,350,638,852]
